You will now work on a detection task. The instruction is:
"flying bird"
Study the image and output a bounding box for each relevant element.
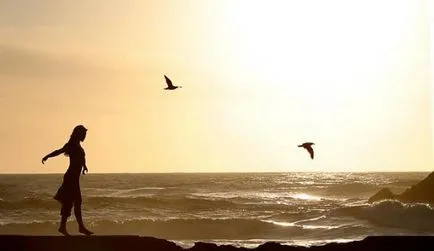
[164,75,182,90]
[298,142,315,159]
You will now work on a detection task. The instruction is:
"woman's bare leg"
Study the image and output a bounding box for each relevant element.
[58,216,69,236]
[74,201,93,235]
[59,202,72,236]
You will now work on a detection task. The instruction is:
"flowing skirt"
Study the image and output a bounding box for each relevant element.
[54,173,81,203]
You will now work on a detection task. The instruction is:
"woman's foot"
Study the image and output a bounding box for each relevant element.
[78,226,94,236]
[58,227,70,236]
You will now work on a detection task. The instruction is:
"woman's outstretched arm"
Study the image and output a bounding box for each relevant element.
[42,147,65,164]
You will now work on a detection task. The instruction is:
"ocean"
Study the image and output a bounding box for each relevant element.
[0,172,433,247]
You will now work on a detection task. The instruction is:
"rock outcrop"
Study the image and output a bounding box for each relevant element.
[369,172,434,203]
[1,235,434,251]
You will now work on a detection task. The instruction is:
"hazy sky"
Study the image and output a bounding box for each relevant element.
[1,0,433,173]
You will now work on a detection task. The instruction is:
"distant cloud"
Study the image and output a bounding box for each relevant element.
[0,44,112,78]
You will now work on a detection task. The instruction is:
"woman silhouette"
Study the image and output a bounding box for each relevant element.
[42,125,93,236]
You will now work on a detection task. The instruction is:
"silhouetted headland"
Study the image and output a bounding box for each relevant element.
[2,235,434,251]
[369,171,434,203]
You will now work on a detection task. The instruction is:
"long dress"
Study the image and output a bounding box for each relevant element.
[54,143,85,205]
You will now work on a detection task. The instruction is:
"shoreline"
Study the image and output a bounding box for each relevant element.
[0,171,431,175]
[1,235,434,251]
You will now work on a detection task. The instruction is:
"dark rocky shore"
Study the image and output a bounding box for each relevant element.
[1,235,434,251]
[369,172,434,203]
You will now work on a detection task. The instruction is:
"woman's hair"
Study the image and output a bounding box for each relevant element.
[64,125,87,156]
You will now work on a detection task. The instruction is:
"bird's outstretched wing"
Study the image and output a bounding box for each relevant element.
[306,146,314,159]
[298,142,315,159]
[164,75,174,88]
